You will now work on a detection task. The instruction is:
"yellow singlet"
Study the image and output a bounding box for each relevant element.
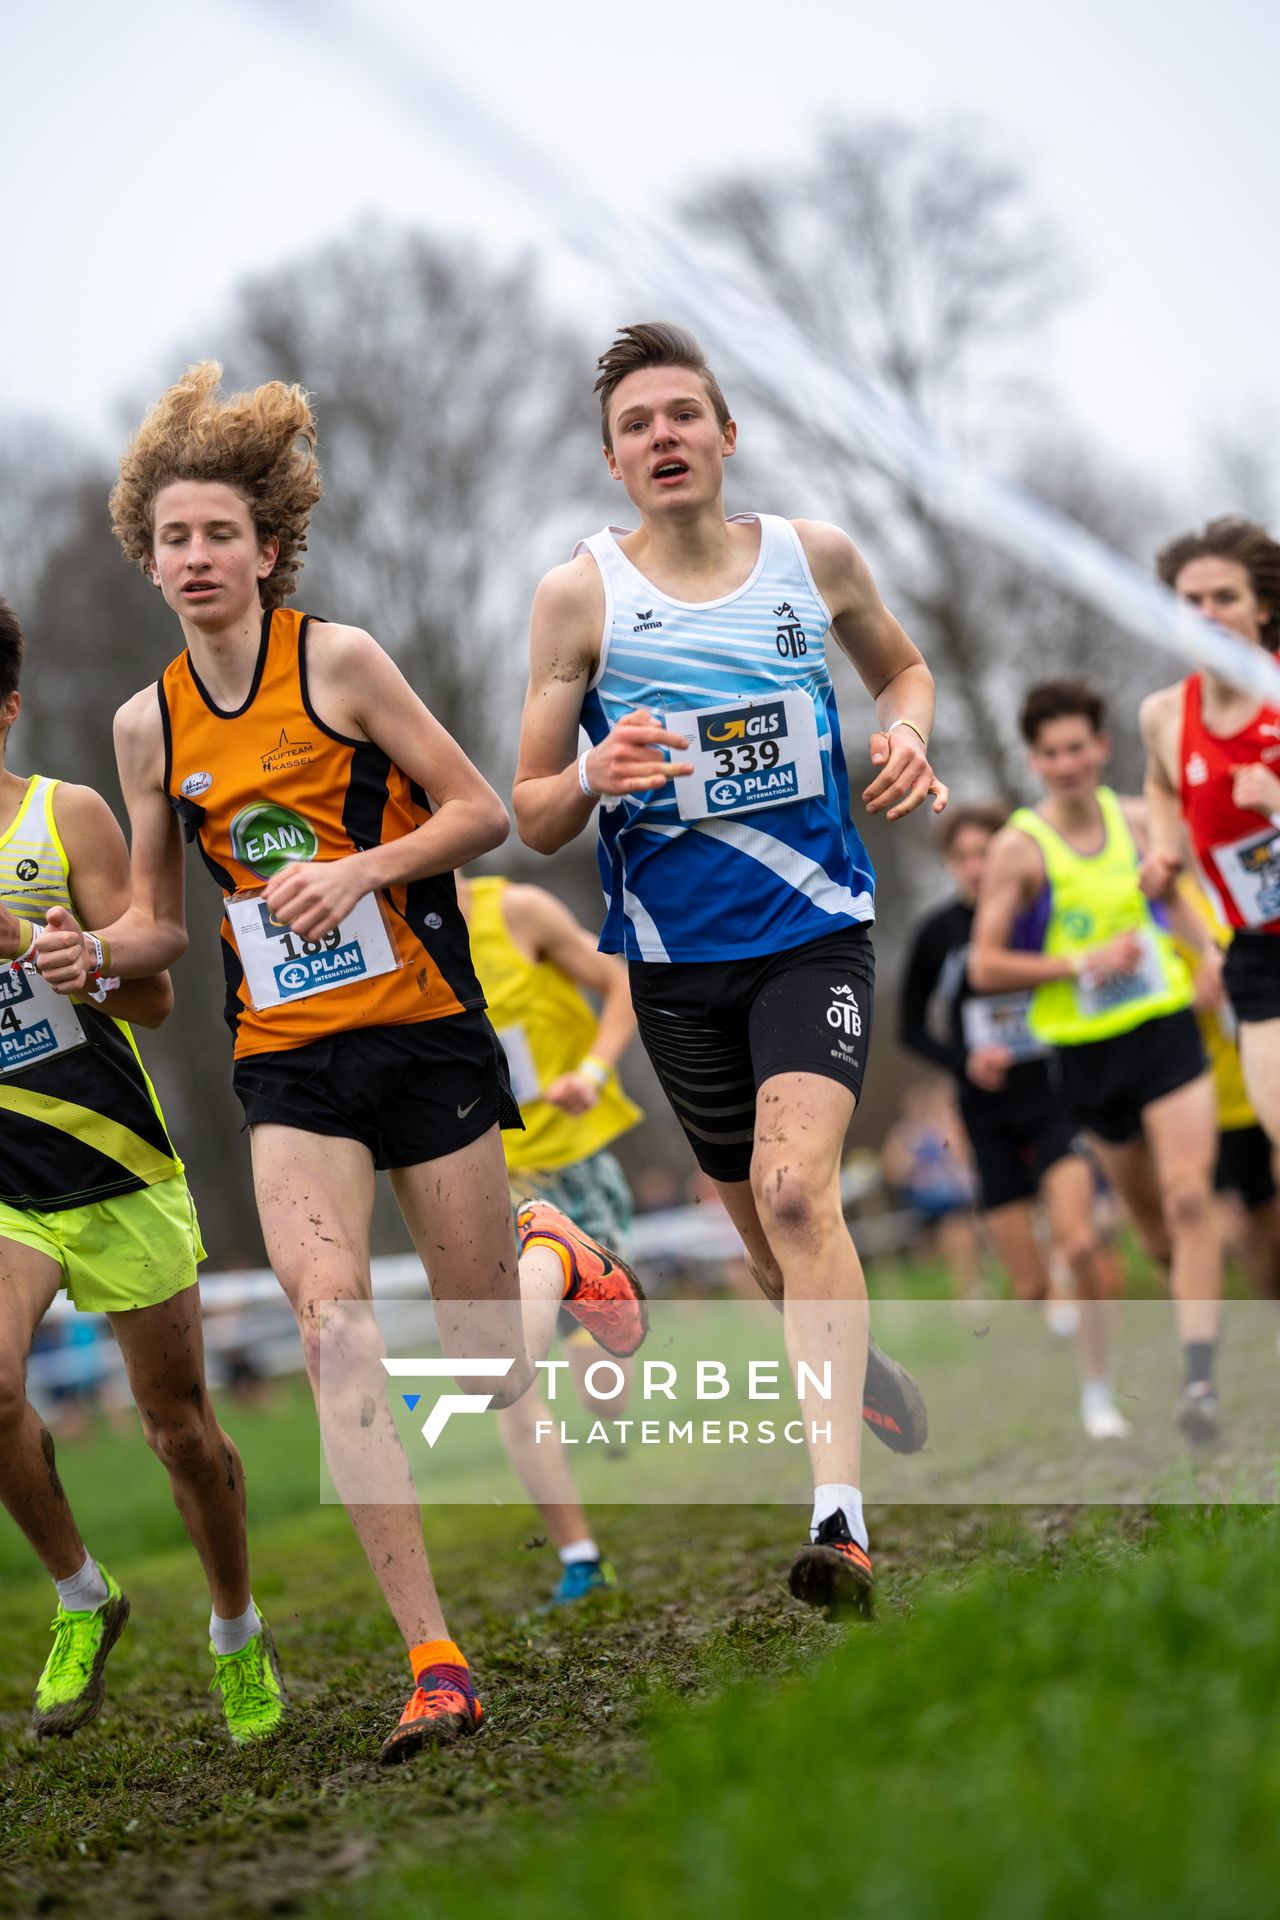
[1173,875,1255,1132]
[467,878,641,1173]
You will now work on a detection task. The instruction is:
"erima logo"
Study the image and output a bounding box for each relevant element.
[633,609,664,632]
[382,1357,514,1445]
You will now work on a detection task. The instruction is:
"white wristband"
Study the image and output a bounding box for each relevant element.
[578,750,620,813]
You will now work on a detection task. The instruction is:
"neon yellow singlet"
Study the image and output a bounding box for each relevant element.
[1173,875,1254,1131]
[467,878,642,1173]
[0,776,184,1209]
[1011,787,1191,1047]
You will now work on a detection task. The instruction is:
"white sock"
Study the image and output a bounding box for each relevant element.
[1080,1378,1115,1420]
[210,1600,261,1656]
[559,1539,600,1566]
[54,1553,109,1613]
[811,1484,867,1551]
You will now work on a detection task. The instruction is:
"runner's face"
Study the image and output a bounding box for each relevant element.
[1027,715,1107,800]
[604,367,736,513]
[944,826,993,905]
[150,480,279,627]
[1172,555,1269,648]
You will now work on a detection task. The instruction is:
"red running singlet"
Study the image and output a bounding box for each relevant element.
[1180,674,1280,934]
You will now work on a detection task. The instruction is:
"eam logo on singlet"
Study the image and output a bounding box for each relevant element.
[230,803,319,879]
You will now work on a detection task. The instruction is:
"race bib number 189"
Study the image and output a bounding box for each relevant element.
[225,888,400,1012]
[665,691,824,822]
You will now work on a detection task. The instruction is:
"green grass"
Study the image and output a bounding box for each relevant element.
[365,1503,1280,1920]
[3,1356,1279,1916]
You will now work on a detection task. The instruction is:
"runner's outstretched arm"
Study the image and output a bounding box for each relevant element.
[504,884,636,1113]
[796,521,948,821]
[513,559,693,854]
[49,783,173,1027]
[34,693,188,993]
[1138,687,1188,899]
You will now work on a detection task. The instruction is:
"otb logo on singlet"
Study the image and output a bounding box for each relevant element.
[230,803,319,878]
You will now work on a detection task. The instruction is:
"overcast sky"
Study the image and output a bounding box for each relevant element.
[6,0,1277,494]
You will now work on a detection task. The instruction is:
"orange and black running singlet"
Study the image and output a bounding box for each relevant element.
[158,607,485,1060]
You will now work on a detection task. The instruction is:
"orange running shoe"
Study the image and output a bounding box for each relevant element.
[379,1662,483,1766]
[862,1338,929,1454]
[788,1510,875,1617]
[517,1199,648,1358]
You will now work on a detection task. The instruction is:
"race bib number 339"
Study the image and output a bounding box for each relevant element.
[664,692,824,822]
[225,888,400,1012]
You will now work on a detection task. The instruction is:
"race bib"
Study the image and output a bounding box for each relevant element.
[665,691,823,822]
[1212,820,1280,928]
[0,964,88,1076]
[225,888,400,1012]
[494,1022,540,1104]
[961,990,1046,1062]
[1075,927,1166,1021]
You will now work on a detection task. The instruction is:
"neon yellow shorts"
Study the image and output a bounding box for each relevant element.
[0,1175,206,1313]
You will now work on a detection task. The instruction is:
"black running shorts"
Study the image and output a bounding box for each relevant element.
[629,926,876,1184]
[1223,930,1280,1026]
[1214,1122,1277,1209]
[232,1010,522,1169]
[959,1063,1080,1212]
[1052,1008,1206,1147]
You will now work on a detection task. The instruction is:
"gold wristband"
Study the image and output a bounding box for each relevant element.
[888,718,929,751]
[7,917,35,964]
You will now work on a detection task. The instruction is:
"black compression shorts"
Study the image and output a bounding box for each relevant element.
[630,926,875,1184]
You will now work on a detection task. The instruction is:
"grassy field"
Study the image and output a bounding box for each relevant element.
[3,1335,1278,1917]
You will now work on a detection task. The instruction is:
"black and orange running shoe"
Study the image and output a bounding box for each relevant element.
[863,1338,929,1455]
[517,1199,648,1358]
[788,1510,875,1617]
[379,1663,483,1766]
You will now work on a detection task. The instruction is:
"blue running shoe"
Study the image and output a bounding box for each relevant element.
[540,1557,618,1611]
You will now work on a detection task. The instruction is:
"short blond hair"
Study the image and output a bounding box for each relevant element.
[110,362,322,610]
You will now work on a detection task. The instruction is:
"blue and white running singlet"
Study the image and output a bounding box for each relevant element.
[577,514,876,962]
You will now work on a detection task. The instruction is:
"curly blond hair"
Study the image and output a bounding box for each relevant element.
[110,362,322,610]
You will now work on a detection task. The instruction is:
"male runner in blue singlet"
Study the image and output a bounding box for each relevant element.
[514,323,947,1611]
